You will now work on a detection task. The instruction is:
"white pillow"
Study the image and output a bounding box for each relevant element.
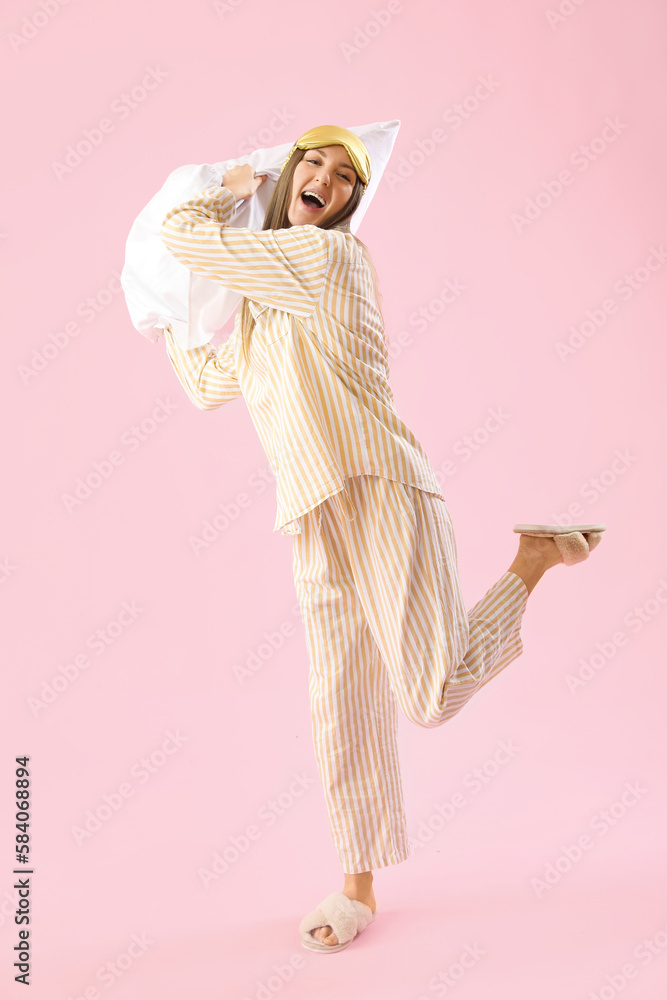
[120,119,401,350]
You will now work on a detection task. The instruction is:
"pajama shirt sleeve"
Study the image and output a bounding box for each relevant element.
[163,324,242,410]
[160,185,329,318]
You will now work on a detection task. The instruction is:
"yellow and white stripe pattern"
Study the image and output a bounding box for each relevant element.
[160,185,446,536]
[160,188,530,874]
[291,475,530,874]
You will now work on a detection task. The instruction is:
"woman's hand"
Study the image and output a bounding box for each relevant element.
[221,164,268,200]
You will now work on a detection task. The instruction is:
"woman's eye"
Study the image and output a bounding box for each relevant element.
[306,158,351,182]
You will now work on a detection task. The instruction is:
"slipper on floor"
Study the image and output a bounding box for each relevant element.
[299,892,377,953]
[513,523,606,566]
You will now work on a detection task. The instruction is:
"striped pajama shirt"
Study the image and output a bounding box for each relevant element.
[160,185,530,872]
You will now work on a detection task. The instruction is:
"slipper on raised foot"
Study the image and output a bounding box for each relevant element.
[513,523,606,565]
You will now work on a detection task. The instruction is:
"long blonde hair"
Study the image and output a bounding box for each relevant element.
[238,146,383,369]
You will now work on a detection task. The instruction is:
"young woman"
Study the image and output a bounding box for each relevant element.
[159,124,605,953]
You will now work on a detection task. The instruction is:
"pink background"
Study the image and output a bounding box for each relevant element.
[2,0,666,997]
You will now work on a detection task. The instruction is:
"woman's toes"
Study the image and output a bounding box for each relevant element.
[313,924,338,946]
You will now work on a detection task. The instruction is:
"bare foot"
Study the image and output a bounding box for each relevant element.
[309,880,377,948]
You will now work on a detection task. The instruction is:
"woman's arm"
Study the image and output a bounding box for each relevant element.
[163,324,242,410]
[160,186,329,319]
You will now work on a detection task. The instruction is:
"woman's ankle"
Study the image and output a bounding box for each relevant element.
[507,557,543,596]
[343,871,374,894]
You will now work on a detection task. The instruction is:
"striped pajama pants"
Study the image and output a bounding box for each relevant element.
[291,474,530,875]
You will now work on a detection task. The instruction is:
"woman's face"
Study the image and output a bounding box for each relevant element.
[287,144,358,227]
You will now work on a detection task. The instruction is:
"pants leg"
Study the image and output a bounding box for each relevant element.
[292,475,530,873]
[292,489,411,874]
[340,475,530,729]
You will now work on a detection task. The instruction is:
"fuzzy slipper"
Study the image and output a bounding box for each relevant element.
[299,892,377,953]
[513,523,606,566]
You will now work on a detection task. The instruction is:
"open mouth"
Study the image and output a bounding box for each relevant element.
[301,191,326,211]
